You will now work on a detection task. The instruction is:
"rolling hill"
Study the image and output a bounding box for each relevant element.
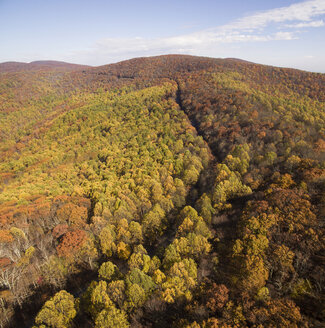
[0,60,88,73]
[0,55,324,328]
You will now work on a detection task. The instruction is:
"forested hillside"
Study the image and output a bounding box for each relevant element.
[0,55,324,328]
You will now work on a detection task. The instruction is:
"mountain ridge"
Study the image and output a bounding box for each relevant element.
[2,55,324,74]
[0,54,324,328]
[0,60,89,73]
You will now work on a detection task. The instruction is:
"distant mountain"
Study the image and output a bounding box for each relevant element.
[0,60,89,72]
[0,55,324,328]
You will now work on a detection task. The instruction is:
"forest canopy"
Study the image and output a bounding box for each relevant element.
[0,55,324,328]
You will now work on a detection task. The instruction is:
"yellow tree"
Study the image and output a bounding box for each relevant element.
[34,290,77,328]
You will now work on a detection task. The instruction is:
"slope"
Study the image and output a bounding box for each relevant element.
[0,55,324,328]
[0,61,88,73]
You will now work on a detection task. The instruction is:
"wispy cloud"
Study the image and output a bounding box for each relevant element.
[285,19,324,27]
[218,0,325,32]
[69,0,325,64]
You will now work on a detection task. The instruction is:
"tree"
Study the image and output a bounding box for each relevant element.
[99,225,116,257]
[185,233,211,259]
[153,269,166,285]
[125,268,156,295]
[173,178,186,207]
[56,230,87,259]
[196,193,215,224]
[128,245,160,274]
[116,219,131,244]
[34,290,77,328]
[98,261,117,281]
[177,216,211,239]
[117,241,131,260]
[179,206,199,223]
[252,299,305,327]
[127,283,146,308]
[161,259,197,303]
[82,281,113,319]
[183,165,200,185]
[107,280,125,307]
[90,281,112,313]
[206,284,229,312]
[142,204,165,240]
[95,306,129,328]
[128,221,143,244]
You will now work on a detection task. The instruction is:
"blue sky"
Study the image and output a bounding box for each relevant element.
[1,0,325,72]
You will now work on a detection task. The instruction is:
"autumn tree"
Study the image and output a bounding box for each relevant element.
[95,306,129,328]
[33,290,77,328]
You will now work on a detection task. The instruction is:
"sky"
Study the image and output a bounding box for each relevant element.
[0,0,325,72]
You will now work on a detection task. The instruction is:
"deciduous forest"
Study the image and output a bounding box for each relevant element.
[0,55,324,327]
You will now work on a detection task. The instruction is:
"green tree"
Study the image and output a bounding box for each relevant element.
[196,193,215,224]
[125,268,156,295]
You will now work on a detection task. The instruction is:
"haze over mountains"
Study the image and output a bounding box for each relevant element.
[0,55,324,328]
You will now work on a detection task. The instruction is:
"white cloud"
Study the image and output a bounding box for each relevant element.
[273,31,298,40]
[285,19,324,27]
[217,0,325,32]
[68,0,325,65]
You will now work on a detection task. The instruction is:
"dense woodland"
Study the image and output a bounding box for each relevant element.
[0,55,324,327]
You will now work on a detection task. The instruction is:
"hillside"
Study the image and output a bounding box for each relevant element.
[0,55,324,328]
[0,61,88,73]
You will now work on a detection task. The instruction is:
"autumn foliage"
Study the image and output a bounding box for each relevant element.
[0,55,324,327]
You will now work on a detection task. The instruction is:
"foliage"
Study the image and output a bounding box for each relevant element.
[95,306,129,328]
[33,290,77,328]
[0,55,324,327]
